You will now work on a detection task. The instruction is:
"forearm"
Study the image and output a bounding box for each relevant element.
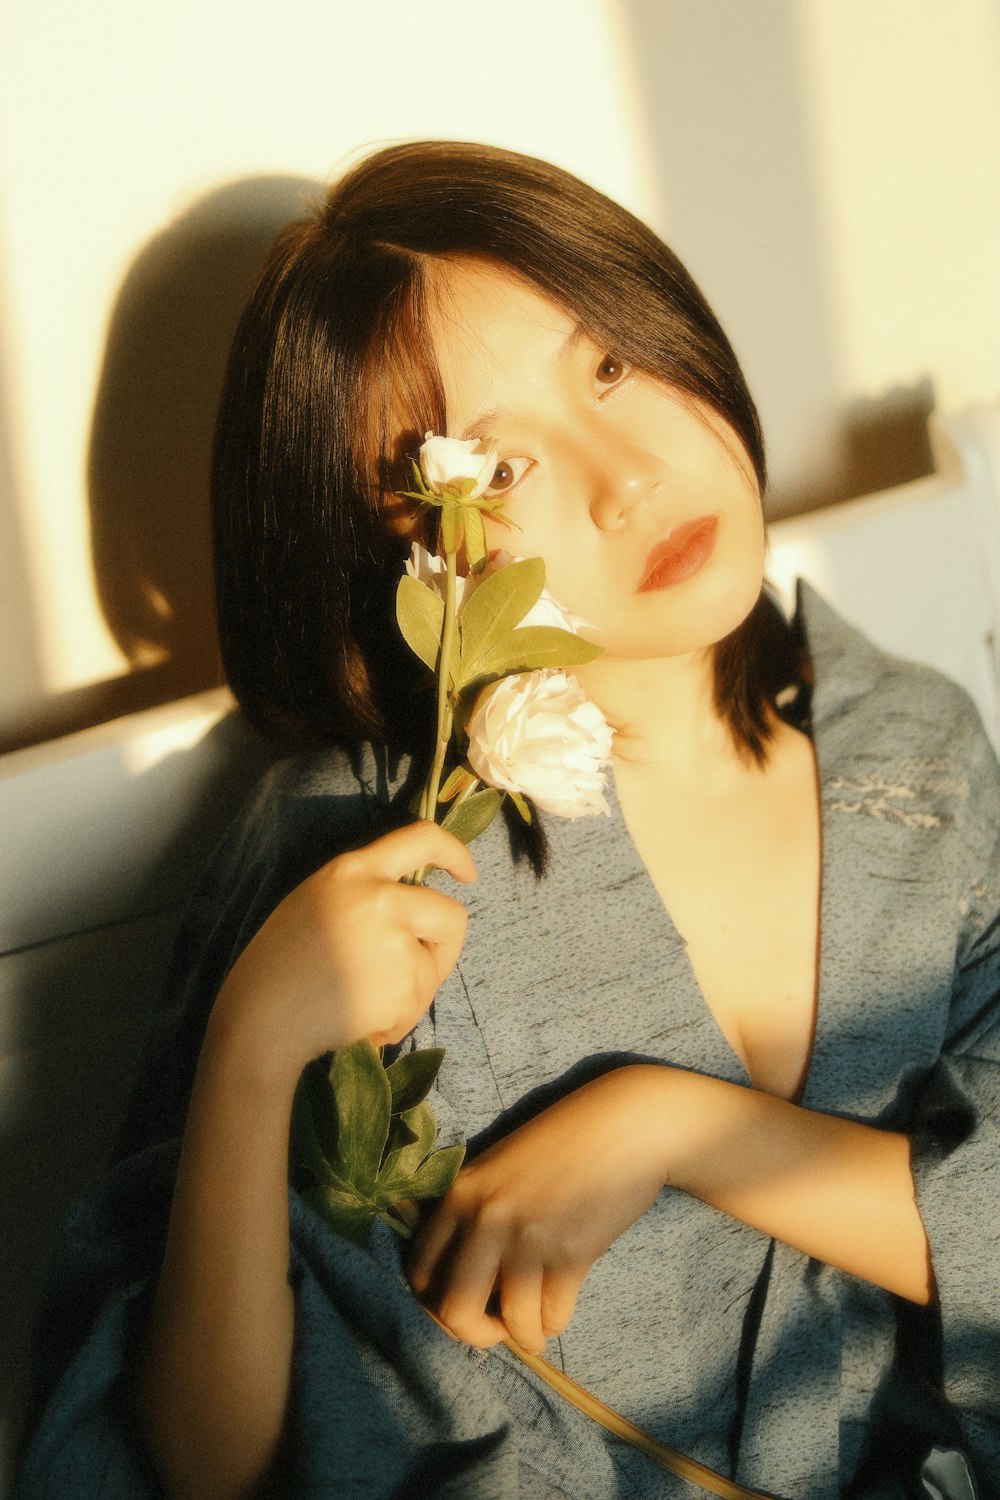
[137,820,475,1495]
[140,1003,299,1500]
[654,1067,934,1304]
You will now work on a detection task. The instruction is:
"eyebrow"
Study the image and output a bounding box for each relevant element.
[457,320,588,442]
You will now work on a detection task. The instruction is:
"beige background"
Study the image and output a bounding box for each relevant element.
[2,0,999,752]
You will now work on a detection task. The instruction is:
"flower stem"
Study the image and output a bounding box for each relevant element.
[411,547,458,885]
[503,1340,766,1498]
[422,546,458,820]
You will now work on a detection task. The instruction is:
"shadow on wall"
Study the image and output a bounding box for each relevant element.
[87,174,323,717]
[1,174,320,756]
[616,0,937,516]
[781,377,937,517]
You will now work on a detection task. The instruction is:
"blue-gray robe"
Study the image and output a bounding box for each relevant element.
[15,588,1000,1499]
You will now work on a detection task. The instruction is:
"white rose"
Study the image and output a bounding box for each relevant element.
[405,542,482,614]
[467,670,614,819]
[420,433,497,499]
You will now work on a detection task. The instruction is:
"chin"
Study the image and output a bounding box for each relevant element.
[621,567,764,660]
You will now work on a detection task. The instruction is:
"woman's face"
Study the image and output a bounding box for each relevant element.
[424,258,766,663]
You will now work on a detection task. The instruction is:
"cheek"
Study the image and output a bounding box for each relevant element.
[522,533,603,619]
[484,507,569,576]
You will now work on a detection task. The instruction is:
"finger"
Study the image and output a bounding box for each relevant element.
[430,1231,509,1349]
[376,884,468,985]
[422,1300,508,1349]
[540,1265,587,1340]
[392,881,469,948]
[436,1293,508,1350]
[367,940,444,1046]
[408,1203,461,1298]
[356,820,479,885]
[498,1256,548,1355]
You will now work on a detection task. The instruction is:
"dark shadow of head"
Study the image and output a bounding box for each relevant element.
[87,174,321,707]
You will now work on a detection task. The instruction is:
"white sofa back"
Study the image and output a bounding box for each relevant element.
[768,404,1000,750]
[0,694,270,1491]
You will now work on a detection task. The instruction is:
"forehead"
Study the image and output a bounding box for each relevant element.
[425,258,580,438]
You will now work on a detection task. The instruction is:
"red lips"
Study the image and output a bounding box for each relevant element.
[639,516,718,591]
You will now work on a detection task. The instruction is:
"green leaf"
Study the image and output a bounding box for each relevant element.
[384,1111,420,1153]
[294,1057,338,1155]
[328,1040,392,1194]
[463,505,487,570]
[295,1038,466,1244]
[385,1048,446,1114]
[437,764,477,804]
[509,791,532,824]
[471,625,603,682]
[375,1206,417,1240]
[440,787,503,845]
[303,1183,376,1244]
[440,502,464,555]
[396,574,444,673]
[405,1143,466,1201]
[457,558,546,685]
[378,1101,438,1190]
[407,457,430,496]
[291,1064,354,1191]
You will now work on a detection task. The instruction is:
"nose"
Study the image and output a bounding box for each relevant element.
[587,440,663,532]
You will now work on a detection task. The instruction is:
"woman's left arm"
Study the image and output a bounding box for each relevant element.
[658,1066,932,1303]
[408,1064,931,1352]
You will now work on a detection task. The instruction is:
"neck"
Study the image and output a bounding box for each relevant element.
[576,648,743,783]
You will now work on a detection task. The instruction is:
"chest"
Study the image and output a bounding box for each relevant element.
[427,737,961,1137]
[615,749,822,1100]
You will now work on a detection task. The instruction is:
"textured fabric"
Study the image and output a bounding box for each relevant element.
[15,586,1000,1499]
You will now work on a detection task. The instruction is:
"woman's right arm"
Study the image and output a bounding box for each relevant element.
[138,821,476,1500]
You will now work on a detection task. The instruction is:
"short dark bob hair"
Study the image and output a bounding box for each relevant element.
[213,139,798,763]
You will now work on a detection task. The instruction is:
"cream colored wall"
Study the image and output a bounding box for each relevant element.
[803,0,1000,408]
[0,0,656,751]
[619,0,1000,509]
[1,0,999,751]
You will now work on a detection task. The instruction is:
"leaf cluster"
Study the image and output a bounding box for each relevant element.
[397,557,602,844]
[292,1040,464,1242]
[398,557,601,711]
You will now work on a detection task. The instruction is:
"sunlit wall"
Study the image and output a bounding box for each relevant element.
[619,0,1000,508]
[1,0,998,750]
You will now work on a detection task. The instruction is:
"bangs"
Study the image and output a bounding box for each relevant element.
[349,249,446,540]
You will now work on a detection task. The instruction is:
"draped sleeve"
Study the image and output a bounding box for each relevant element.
[13,742,624,1500]
[905,698,1000,1479]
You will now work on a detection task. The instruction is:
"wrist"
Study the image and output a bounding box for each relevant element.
[591,1064,695,1191]
[627,1065,744,1199]
[203,976,306,1110]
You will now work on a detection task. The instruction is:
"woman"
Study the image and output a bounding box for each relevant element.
[17,142,1000,1500]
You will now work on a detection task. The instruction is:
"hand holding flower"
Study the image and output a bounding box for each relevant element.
[218,821,476,1088]
[296,433,614,1242]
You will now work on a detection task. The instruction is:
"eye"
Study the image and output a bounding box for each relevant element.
[595,353,632,393]
[484,455,533,497]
